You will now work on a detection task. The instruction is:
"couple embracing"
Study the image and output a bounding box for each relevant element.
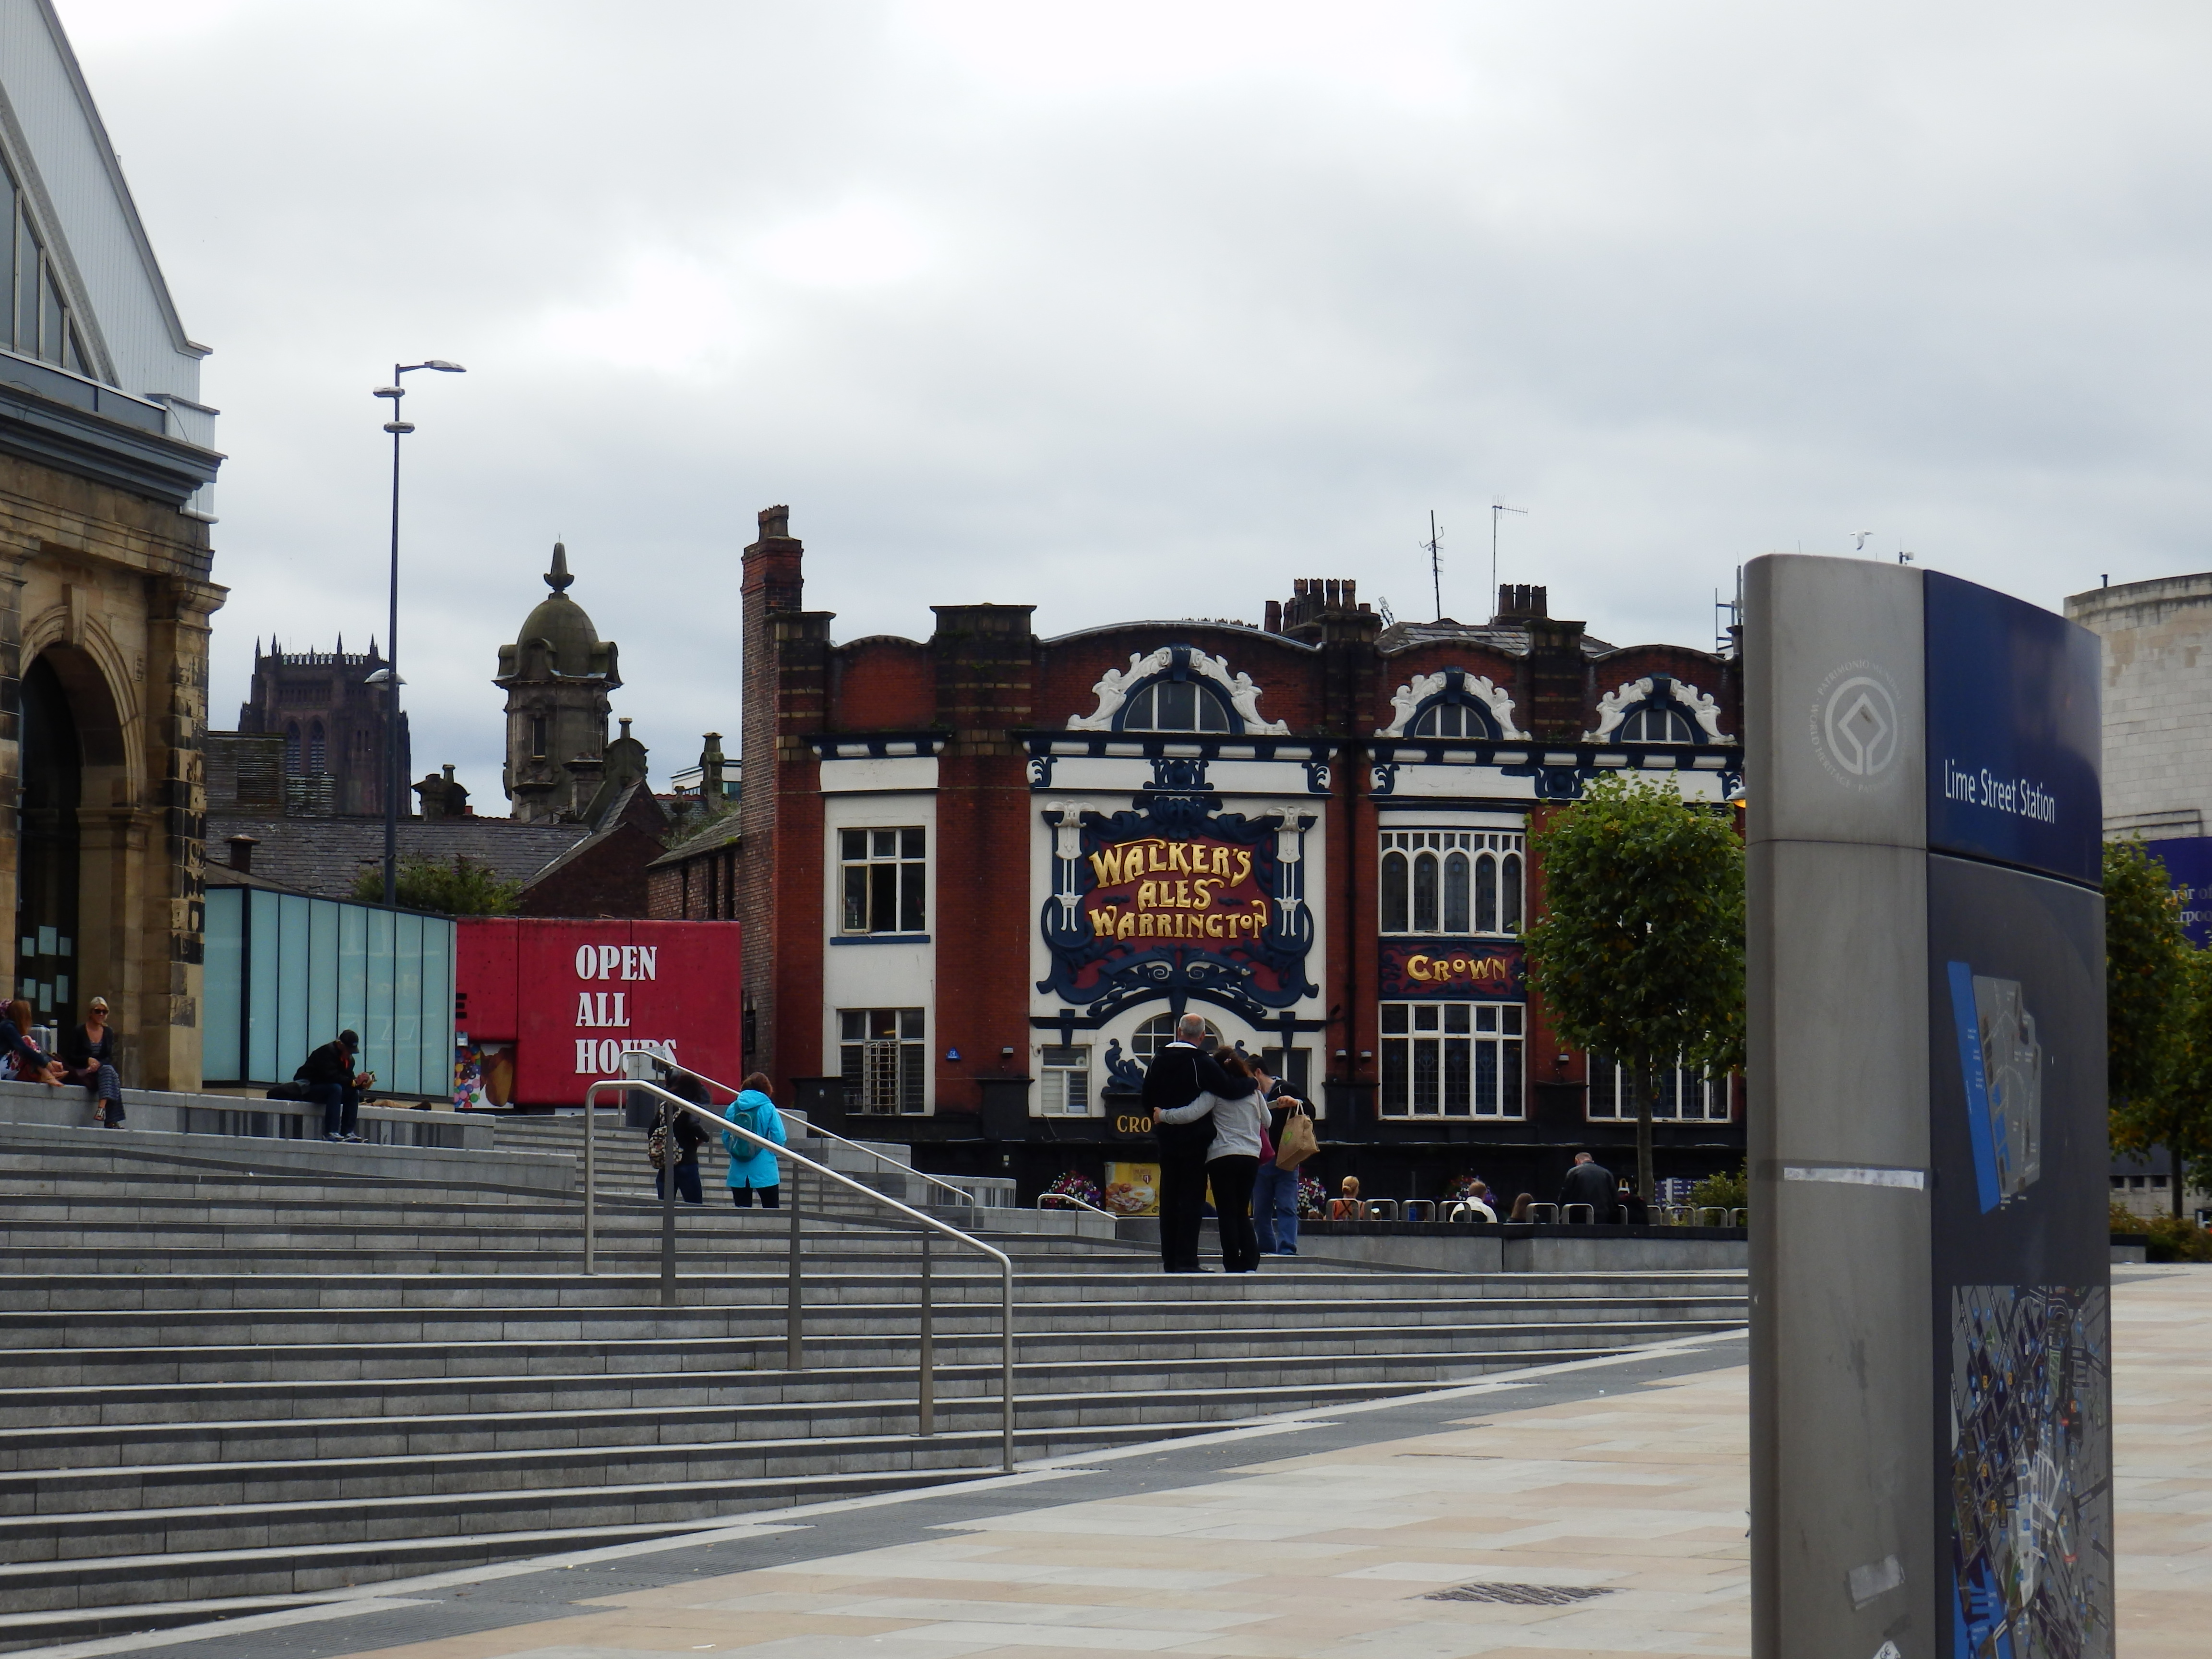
[1141,1012,1299,1274]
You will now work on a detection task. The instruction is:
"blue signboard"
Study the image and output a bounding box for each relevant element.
[1923,570,2102,888]
[2146,835,2212,949]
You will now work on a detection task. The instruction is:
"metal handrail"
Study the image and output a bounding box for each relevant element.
[584,1078,1016,1473]
[664,1063,988,1217]
[1038,1191,1115,1220]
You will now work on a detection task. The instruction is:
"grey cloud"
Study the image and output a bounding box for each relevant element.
[53,0,2212,795]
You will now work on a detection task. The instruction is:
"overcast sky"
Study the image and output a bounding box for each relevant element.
[51,0,2212,801]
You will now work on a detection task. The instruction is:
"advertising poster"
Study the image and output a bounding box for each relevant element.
[1103,1159,1160,1217]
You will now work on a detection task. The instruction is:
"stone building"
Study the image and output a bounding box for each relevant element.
[496,541,621,823]
[235,637,409,817]
[2065,574,2212,839]
[718,505,1746,1203]
[0,6,224,1086]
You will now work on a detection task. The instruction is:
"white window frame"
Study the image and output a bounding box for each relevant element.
[1379,830,1524,936]
[1037,1044,1093,1116]
[838,1007,928,1114]
[1585,1057,1731,1122]
[839,826,928,936]
[1377,1000,1525,1118]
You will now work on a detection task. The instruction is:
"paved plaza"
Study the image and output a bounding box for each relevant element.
[30,1264,2207,1659]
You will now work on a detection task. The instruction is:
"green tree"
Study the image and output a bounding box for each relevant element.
[349,855,521,917]
[1523,773,1745,1201]
[2101,839,2207,1218]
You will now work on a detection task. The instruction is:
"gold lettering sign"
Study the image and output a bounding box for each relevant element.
[1083,836,1269,948]
[1405,952,1515,989]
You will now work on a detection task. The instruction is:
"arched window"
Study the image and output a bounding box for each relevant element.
[1620,701,1696,742]
[1410,699,1499,739]
[284,722,301,774]
[1380,830,1525,936]
[1443,852,1470,932]
[308,721,326,772]
[1133,1011,1222,1062]
[1380,850,1409,932]
[1122,679,1232,733]
[1412,850,1439,930]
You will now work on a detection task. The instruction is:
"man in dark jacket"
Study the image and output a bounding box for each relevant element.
[1141,1013,1253,1273]
[1557,1152,1619,1222]
[302,1030,373,1142]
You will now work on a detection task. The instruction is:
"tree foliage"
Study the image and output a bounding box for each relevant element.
[2103,839,2212,1220]
[349,855,522,917]
[1523,774,1745,1200]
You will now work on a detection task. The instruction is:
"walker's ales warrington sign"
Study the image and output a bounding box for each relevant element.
[1746,557,2110,1659]
[1037,803,1318,1021]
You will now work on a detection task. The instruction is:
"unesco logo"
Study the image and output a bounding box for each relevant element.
[1811,661,1901,788]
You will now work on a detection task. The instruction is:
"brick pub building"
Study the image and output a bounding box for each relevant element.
[688,506,1747,1206]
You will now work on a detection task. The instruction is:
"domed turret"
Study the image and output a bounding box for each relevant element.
[494,542,623,822]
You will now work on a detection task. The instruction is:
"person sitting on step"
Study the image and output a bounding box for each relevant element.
[1328,1175,1365,1221]
[301,1029,376,1142]
[0,998,63,1088]
[59,996,124,1128]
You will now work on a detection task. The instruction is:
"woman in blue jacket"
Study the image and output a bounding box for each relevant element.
[722,1072,789,1208]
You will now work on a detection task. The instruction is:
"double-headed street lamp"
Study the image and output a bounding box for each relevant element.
[369,360,466,907]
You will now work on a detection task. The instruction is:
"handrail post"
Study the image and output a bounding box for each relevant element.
[786,1159,803,1370]
[917,1231,934,1437]
[1000,1257,1015,1473]
[582,1091,597,1276]
[659,1107,678,1308]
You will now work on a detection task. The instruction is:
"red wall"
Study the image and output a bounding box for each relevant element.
[457,918,744,1106]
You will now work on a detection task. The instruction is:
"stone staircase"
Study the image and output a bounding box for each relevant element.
[0,1111,1747,1649]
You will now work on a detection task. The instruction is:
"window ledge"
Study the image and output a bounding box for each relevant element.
[830,933,932,946]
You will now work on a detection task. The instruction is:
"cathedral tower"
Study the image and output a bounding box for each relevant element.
[494,543,622,822]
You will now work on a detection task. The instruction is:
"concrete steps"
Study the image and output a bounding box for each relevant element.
[0,1113,1746,1647]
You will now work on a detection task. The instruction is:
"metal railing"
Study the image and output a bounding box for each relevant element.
[583,1077,1017,1473]
[1037,1191,1116,1220]
[666,1064,991,1218]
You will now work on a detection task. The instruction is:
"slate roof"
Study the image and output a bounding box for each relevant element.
[1377,618,1618,657]
[649,808,742,869]
[205,816,589,901]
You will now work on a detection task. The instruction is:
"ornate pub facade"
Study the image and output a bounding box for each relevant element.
[729,507,1746,1203]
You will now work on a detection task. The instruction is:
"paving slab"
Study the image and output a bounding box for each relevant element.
[14,1266,2209,1659]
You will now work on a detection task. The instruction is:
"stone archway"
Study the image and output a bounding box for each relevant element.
[18,644,131,1043]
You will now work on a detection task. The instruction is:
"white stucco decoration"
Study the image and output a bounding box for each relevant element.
[1067,646,1290,734]
[1374,670,1524,739]
[1586,675,1731,743]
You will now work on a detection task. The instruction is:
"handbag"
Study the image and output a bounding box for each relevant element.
[646,1124,669,1171]
[1274,1102,1318,1170]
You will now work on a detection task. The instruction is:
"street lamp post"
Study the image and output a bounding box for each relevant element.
[370,360,466,906]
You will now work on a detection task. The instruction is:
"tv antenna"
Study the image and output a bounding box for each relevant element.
[1491,500,1527,605]
[1422,511,1444,620]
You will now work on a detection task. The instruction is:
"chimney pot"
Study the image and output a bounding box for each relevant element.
[226,834,259,874]
[758,504,791,540]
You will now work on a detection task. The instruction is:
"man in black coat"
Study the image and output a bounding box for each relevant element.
[301,1030,374,1142]
[1142,1013,1251,1272]
[1557,1151,1620,1223]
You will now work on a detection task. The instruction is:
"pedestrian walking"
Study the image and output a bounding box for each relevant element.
[652,1069,709,1204]
[722,1072,788,1208]
[1250,1078,1311,1256]
[1557,1152,1619,1221]
[1140,1013,1255,1273]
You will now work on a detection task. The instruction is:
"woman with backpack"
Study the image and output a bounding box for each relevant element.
[722,1072,788,1208]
